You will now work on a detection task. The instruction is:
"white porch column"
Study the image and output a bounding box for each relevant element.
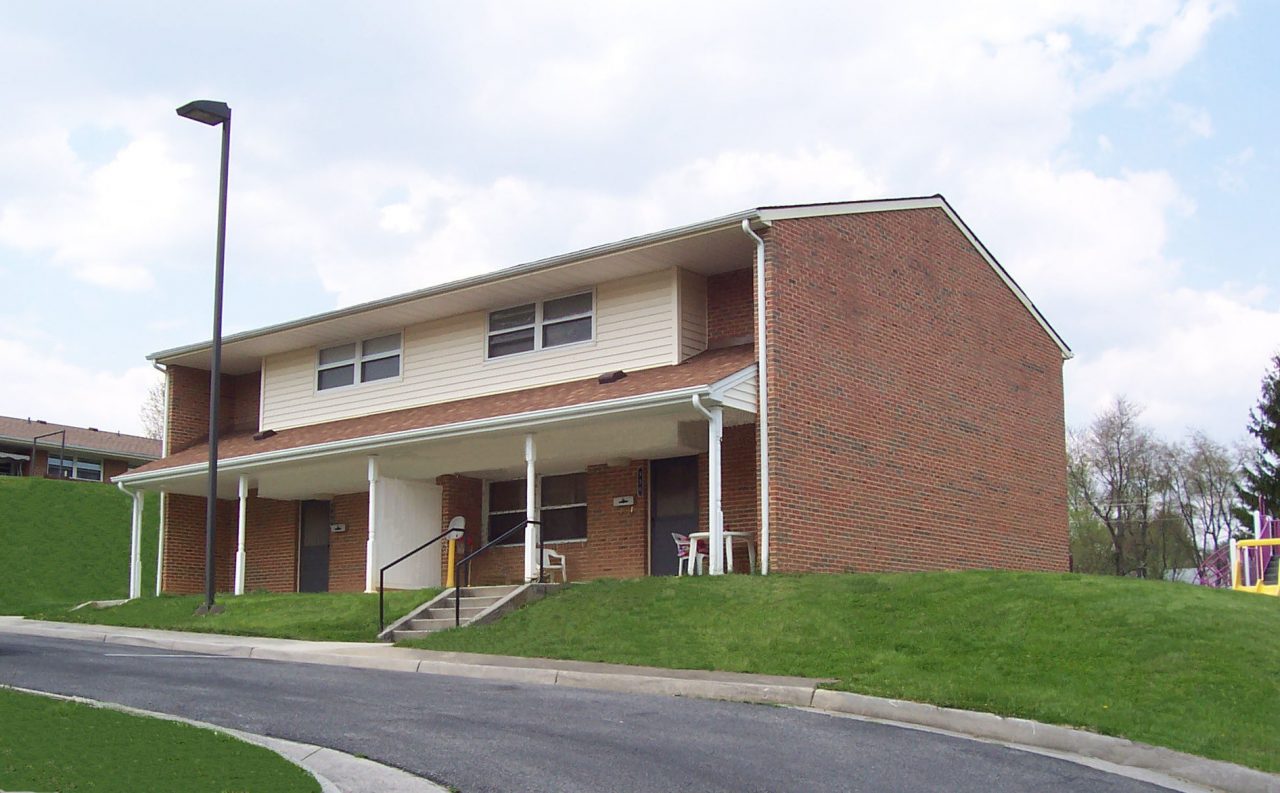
[524,434,538,582]
[708,405,725,575]
[128,490,143,599]
[366,456,380,592]
[155,491,166,596]
[234,476,249,595]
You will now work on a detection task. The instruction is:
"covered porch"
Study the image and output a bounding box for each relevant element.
[116,349,761,598]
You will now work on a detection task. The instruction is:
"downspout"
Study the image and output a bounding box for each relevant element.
[692,394,724,574]
[117,481,142,599]
[741,219,770,575]
[152,362,168,596]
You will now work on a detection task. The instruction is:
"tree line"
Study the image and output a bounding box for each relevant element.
[1068,354,1280,579]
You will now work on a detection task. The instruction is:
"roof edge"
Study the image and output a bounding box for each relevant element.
[112,378,746,487]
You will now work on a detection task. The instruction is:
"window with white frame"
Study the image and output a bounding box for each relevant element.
[317,333,402,391]
[488,472,588,544]
[486,292,593,359]
[48,455,103,482]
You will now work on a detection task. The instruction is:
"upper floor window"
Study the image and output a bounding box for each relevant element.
[48,455,102,482]
[487,292,593,359]
[317,333,401,391]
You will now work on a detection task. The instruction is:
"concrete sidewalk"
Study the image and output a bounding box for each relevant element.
[2,617,1276,793]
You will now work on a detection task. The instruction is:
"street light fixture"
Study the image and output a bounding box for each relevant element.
[177,99,231,616]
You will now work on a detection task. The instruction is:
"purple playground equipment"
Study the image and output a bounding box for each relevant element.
[1196,498,1278,595]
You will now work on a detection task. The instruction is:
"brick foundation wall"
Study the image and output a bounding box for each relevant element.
[762,210,1068,574]
[707,268,755,344]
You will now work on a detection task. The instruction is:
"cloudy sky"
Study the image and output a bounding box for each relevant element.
[0,1,1275,443]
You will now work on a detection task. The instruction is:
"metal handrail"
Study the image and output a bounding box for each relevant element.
[1235,537,1280,589]
[453,519,542,627]
[378,526,456,633]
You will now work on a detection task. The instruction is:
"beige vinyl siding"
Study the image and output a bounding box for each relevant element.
[261,270,680,431]
[677,268,708,362]
[720,372,758,413]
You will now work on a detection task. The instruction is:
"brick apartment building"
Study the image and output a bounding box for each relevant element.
[0,416,159,482]
[114,196,1071,597]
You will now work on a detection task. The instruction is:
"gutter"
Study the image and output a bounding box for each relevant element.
[113,380,734,488]
[741,219,771,575]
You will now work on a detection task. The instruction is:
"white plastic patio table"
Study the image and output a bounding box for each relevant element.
[687,531,756,574]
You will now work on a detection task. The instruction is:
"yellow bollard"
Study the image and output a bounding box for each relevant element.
[445,538,457,588]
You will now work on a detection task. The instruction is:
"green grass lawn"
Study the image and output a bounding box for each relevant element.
[402,570,1280,773]
[0,477,159,614]
[34,588,440,642]
[0,687,318,792]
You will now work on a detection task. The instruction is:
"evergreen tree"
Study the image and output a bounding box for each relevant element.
[1235,353,1280,528]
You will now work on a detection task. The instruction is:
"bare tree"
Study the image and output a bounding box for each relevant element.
[1069,397,1170,577]
[1167,431,1242,569]
[139,376,166,441]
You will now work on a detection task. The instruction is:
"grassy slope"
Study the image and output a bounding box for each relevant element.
[0,477,159,613]
[405,571,1280,773]
[0,687,318,793]
[38,589,441,642]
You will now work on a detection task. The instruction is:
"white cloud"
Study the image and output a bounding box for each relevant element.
[0,0,1259,445]
[1171,102,1214,138]
[0,126,197,291]
[1216,146,1255,192]
[0,338,155,435]
[1067,286,1279,439]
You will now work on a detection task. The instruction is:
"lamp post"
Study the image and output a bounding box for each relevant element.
[177,99,231,616]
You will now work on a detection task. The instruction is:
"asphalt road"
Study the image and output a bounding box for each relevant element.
[0,633,1174,793]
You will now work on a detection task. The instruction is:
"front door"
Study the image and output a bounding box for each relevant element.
[649,456,699,576]
[299,500,331,592]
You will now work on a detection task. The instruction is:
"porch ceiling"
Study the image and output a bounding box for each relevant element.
[148,400,753,501]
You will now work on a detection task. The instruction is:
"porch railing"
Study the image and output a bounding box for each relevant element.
[378,525,457,633]
[453,519,542,627]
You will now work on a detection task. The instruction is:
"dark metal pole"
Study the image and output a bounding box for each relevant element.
[198,115,231,616]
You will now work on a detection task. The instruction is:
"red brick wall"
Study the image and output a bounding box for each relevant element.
[692,425,760,571]
[226,373,261,434]
[707,268,754,344]
[762,210,1068,574]
[102,459,129,481]
[166,366,211,453]
[464,461,649,585]
[166,365,261,453]
[329,492,369,592]
[437,475,483,582]
[162,492,237,594]
[243,493,298,593]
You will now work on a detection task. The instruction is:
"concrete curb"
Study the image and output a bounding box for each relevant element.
[1,684,446,793]
[5,617,1277,792]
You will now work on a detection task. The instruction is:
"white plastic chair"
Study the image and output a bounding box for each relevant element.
[672,533,705,576]
[540,548,567,583]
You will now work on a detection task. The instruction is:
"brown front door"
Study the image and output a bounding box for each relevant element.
[299,500,330,592]
[649,456,699,576]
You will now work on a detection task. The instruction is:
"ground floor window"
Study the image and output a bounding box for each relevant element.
[489,472,587,544]
[48,455,103,482]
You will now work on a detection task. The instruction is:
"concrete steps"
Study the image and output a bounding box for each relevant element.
[379,584,558,642]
